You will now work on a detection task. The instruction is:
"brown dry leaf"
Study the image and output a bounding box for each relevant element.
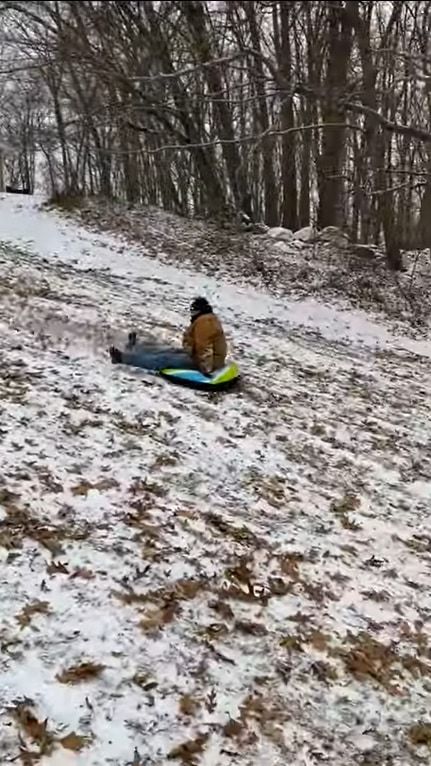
[331,571,350,585]
[57,661,105,684]
[290,611,309,625]
[11,705,49,744]
[226,557,254,584]
[174,579,206,600]
[268,577,291,597]
[310,660,338,683]
[70,481,93,497]
[280,554,302,580]
[331,493,362,531]
[341,516,362,531]
[280,635,303,652]
[302,579,335,604]
[152,453,178,469]
[409,723,431,747]
[307,630,330,652]
[60,732,91,751]
[0,529,22,550]
[362,589,390,603]
[69,567,95,580]
[240,693,268,722]
[331,493,361,515]
[71,477,118,496]
[129,578,207,610]
[11,704,56,761]
[235,620,268,637]
[204,640,236,666]
[179,694,201,717]
[140,602,179,633]
[209,599,234,620]
[223,718,244,739]
[223,581,268,604]
[16,600,51,629]
[114,587,148,606]
[129,478,167,497]
[167,733,209,763]
[335,632,428,690]
[47,560,69,575]
[206,513,260,546]
[18,747,39,766]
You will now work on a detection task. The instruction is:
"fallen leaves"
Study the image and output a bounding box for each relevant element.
[330,493,362,531]
[209,599,234,620]
[206,512,261,546]
[310,660,338,683]
[167,733,209,764]
[11,704,52,748]
[223,718,244,739]
[338,632,431,691]
[117,577,208,608]
[220,691,286,749]
[279,553,303,580]
[0,232,430,766]
[234,619,268,637]
[280,635,304,653]
[307,630,331,652]
[409,723,431,747]
[71,477,119,496]
[59,732,91,751]
[140,602,180,633]
[56,661,105,684]
[9,703,91,760]
[46,560,69,575]
[340,633,397,687]
[129,477,168,498]
[179,694,201,717]
[0,502,88,554]
[16,600,51,629]
[69,566,95,580]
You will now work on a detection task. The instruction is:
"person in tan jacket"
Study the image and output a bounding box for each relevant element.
[109,297,227,376]
[182,297,227,374]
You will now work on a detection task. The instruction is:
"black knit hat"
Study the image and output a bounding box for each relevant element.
[190,297,212,315]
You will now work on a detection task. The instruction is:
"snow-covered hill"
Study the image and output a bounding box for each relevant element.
[0,194,430,766]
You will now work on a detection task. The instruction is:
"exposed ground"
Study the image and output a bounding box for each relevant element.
[0,194,430,765]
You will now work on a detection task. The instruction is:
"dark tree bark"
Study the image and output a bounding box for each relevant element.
[317,1,354,230]
[275,1,298,230]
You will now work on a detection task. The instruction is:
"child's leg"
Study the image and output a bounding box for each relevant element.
[117,346,196,372]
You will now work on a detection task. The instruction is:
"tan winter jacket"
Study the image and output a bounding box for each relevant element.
[182,313,227,374]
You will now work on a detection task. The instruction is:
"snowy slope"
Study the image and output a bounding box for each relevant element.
[0,194,430,765]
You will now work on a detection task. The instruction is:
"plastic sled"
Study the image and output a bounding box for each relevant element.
[160,362,240,391]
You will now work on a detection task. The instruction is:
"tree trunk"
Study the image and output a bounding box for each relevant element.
[351,1,403,269]
[182,0,247,210]
[276,1,298,230]
[317,1,354,229]
[245,1,278,226]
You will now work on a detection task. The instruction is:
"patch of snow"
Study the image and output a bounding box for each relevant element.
[267,226,294,242]
[0,193,429,765]
[294,225,317,242]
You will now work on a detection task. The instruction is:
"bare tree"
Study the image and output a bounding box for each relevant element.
[3,0,431,270]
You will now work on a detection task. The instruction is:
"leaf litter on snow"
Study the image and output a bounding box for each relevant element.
[0,195,430,764]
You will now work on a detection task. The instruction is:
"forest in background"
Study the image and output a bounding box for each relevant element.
[1,1,431,270]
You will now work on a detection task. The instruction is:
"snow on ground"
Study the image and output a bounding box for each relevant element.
[0,194,430,765]
[61,195,431,329]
